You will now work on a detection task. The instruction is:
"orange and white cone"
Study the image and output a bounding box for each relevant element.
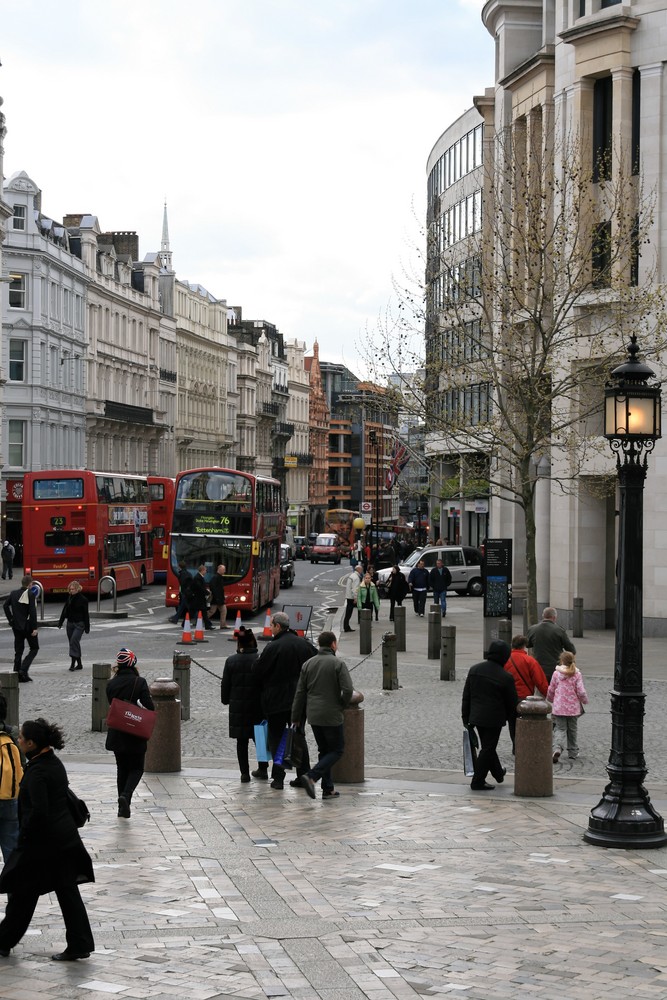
[194,611,205,641]
[233,611,242,637]
[262,612,272,638]
[181,613,192,644]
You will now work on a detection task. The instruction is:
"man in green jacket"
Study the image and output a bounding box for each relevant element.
[291,631,354,801]
[526,607,576,681]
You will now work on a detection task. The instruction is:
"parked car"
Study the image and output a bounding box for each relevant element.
[310,533,342,564]
[294,535,308,560]
[280,544,295,587]
[376,544,484,597]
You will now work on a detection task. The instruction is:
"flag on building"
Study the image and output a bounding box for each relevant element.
[385,438,409,490]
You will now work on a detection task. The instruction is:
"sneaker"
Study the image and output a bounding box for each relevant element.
[568,753,579,759]
[322,790,340,800]
[251,769,269,780]
[552,750,561,764]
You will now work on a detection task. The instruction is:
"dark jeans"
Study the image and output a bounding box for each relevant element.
[12,630,39,675]
[308,724,344,793]
[471,725,504,786]
[411,590,427,615]
[0,882,94,954]
[389,598,403,621]
[433,590,448,615]
[113,749,146,803]
[343,598,356,630]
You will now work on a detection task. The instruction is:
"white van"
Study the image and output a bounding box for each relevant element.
[283,525,296,557]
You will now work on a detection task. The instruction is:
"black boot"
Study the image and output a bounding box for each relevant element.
[69,658,76,671]
[75,659,83,670]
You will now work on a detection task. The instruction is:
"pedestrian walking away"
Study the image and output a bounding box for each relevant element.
[3,575,39,682]
[57,580,90,671]
[292,630,354,801]
[429,559,452,617]
[547,651,588,762]
[169,560,192,624]
[252,612,315,789]
[408,559,429,617]
[504,634,548,701]
[461,640,519,791]
[387,565,408,621]
[526,607,576,681]
[188,564,212,630]
[0,717,95,962]
[0,693,22,863]
[1,540,15,581]
[208,563,228,629]
[105,647,155,818]
[342,564,363,632]
[220,627,263,782]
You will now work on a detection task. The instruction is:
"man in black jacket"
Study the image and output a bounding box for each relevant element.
[429,559,452,617]
[252,612,315,789]
[188,565,212,630]
[3,576,39,682]
[461,640,518,791]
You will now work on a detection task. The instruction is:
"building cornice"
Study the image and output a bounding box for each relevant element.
[559,12,639,47]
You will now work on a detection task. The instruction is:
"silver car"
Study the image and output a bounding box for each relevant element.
[376,545,484,597]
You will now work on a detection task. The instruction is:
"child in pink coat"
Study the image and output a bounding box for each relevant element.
[547,651,588,763]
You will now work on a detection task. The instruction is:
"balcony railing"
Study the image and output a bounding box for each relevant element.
[275,422,295,438]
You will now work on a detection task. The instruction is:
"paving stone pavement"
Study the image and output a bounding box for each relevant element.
[2,598,667,998]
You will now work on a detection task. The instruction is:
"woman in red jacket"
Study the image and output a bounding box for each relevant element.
[504,635,548,701]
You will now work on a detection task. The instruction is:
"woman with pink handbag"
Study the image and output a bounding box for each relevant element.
[105,648,154,819]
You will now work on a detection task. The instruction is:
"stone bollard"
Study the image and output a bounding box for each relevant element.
[91,662,112,732]
[359,608,372,655]
[573,597,584,638]
[144,677,182,773]
[0,672,19,729]
[514,695,553,797]
[331,694,365,784]
[172,650,191,721]
[498,618,513,647]
[440,624,456,681]
[382,632,398,690]
[394,605,406,652]
[427,610,441,660]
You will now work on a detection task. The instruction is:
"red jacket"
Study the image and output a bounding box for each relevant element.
[504,649,548,700]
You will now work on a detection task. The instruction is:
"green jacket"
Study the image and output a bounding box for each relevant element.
[291,648,354,727]
[357,582,380,611]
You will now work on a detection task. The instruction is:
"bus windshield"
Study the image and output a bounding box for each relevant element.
[170,536,252,583]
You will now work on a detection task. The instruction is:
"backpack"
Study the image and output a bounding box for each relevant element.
[0,730,23,800]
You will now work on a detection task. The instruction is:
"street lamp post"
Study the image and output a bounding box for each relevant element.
[368,430,381,561]
[585,335,667,848]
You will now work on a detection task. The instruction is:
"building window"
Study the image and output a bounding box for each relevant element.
[593,76,613,182]
[8,274,26,309]
[9,341,26,382]
[592,221,612,288]
[600,0,621,7]
[12,205,26,231]
[8,420,25,467]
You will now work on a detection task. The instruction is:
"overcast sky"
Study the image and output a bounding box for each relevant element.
[1,0,492,372]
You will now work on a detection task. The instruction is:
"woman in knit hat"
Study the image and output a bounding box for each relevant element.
[105,648,154,818]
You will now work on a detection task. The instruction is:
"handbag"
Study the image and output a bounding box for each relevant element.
[463,726,478,777]
[254,720,270,762]
[272,727,289,767]
[67,786,90,828]
[282,725,307,770]
[106,698,157,740]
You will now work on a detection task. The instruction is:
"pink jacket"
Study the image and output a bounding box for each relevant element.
[547,666,588,717]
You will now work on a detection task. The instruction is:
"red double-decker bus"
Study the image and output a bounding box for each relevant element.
[148,476,175,582]
[166,467,283,614]
[23,470,154,595]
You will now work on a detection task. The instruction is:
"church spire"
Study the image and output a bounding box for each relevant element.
[159,199,172,271]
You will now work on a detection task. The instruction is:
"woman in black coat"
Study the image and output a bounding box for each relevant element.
[57,580,90,671]
[0,717,95,961]
[105,647,154,819]
[387,566,409,622]
[220,628,263,782]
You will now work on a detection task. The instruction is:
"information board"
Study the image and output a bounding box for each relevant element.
[483,538,513,619]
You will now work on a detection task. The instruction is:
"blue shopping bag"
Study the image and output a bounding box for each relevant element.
[273,727,289,767]
[254,720,270,762]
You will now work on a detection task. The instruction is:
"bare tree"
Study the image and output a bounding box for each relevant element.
[364,124,667,623]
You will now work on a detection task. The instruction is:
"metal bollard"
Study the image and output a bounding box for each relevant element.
[514,695,553,797]
[427,610,441,659]
[331,701,365,783]
[382,632,398,690]
[91,662,112,732]
[394,605,406,652]
[440,624,456,681]
[573,597,584,638]
[172,650,191,721]
[0,672,19,729]
[498,618,513,646]
[144,677,182,773]
[359,608,372,655]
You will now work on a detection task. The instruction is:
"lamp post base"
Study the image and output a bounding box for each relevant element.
[585,780,667,849]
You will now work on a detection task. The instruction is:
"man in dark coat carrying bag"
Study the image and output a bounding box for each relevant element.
[461,640,518,791]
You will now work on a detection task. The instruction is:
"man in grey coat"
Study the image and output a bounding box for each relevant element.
[526,607,576,681]
[292,631,354,800]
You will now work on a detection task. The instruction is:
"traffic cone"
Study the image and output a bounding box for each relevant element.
[259,611,272,641]
[181,613,192,644]
[194,611,205,641]
[233,610,242,637]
